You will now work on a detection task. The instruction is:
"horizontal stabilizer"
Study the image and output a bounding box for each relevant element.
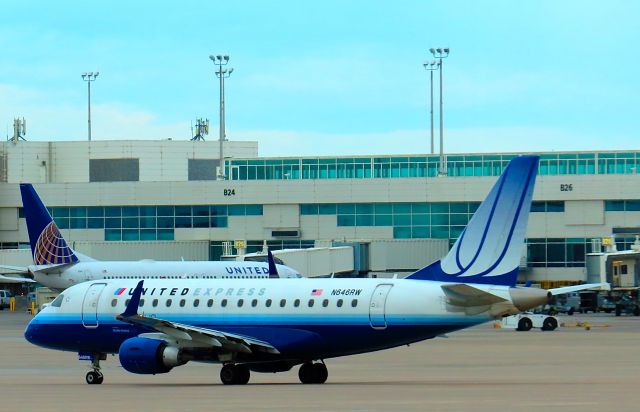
[549,282,610,296]
[0,274,35,284]
[441,284,507,307]
[0,264,29,273]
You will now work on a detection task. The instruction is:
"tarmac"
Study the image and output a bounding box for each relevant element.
[1,310,638,412]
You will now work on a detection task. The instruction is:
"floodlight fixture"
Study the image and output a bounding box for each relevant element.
[210,53,233,179]
[81,70,99,141]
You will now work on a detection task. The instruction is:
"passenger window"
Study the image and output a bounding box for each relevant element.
[251,299,258,307]
[322,299,329,307]
[337,299,343,308]
[193,299,200,307]
[238,299,244,307]
[294,299,300,307]
[125,299,130,307]
[111,299,117,307]
[139,299,145,307]
[207,299,214,307]
[221,299,228,307]
[308,299,315,308]
[180,299,186,307]
[166,299,172,307]
[152,299,158,307]
[280,299,286,307]
[266,299,272,308]
[351,299,358,308]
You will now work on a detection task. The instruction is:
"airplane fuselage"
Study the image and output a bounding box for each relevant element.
[26,278,504,362]
[31,261,300,290]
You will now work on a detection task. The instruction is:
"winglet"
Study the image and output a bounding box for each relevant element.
[267,250,279,279]
[120,280,144,318]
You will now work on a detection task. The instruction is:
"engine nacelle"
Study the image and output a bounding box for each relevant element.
[119,337,186,375]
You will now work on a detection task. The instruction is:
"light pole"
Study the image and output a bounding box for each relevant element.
[209,54,233,180]
[429,47,449,175]
[423,60,439,155]
[81,72,99,141]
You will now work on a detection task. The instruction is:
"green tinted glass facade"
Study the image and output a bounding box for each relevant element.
[209,240,314,261]
[49,205,263,241]
[228,152,640,180]
[604,200,640,211]
[301,201,564,239]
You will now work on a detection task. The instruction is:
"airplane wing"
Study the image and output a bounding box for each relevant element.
[548,282,610,296]
[0,274,35,283]
[116,281,279,355]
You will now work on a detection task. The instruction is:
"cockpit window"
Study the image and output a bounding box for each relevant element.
[50,294,64,308]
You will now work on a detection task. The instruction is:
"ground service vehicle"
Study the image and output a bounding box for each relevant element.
[501,313,559,331]
[0,289,12,309]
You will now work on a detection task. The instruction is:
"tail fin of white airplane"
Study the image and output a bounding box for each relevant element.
[20,184,80,265]
[407,156,539,287]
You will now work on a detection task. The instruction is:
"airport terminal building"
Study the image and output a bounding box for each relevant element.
[0,139,639,283]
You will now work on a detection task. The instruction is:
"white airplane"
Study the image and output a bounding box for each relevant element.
[24,156,609,385]
[0,184,300,290]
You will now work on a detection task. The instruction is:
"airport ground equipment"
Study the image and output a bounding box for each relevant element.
[0,289,12,309]
[613,290,640,316]
[500,313,558,331]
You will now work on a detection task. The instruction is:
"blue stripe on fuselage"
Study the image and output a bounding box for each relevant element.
[26,313,487,359]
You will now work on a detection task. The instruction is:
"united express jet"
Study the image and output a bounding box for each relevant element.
[1,184,300,289]
[24,156,608,385]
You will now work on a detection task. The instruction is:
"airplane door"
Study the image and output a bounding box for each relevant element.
[369,284,393,329]
[82,283,106,328]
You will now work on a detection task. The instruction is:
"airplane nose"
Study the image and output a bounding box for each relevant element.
[24,320,37,344]
[24,316,43,346]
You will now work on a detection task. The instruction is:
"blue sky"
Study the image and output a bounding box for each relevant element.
[1,1,639,156]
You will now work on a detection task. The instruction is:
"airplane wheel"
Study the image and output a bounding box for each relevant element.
[86,371,103,385]
[235,364,250,385]
[312,363,328,384]
[298,363,314,384]
[299,362,327,384]
[220,364,250,385]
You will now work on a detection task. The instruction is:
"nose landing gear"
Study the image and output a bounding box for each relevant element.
[85,353,106,385]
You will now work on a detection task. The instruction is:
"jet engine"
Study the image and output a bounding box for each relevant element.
[119,337,186,374]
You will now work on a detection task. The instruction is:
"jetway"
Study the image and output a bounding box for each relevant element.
[224,247,355,277]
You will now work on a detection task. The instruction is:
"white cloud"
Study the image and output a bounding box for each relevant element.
[0,84,191,141]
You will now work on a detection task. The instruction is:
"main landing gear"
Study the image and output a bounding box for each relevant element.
[85,354,106,385]
[298,361,328,384]
[220,363,251,385]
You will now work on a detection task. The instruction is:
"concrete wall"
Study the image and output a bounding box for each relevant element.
[1,140,258,184]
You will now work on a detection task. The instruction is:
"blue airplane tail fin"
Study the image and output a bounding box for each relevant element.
[19,184,79,265]
[267,250,279,279]
[406,156,539,286]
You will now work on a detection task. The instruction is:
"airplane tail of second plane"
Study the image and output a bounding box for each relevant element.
[407,156,539,287]
[20,184,80,266]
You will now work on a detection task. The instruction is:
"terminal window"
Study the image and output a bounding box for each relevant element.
[188,159,219,181]
[90,159,139,182]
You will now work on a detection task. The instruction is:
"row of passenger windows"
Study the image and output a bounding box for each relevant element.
[113,297,359,309]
